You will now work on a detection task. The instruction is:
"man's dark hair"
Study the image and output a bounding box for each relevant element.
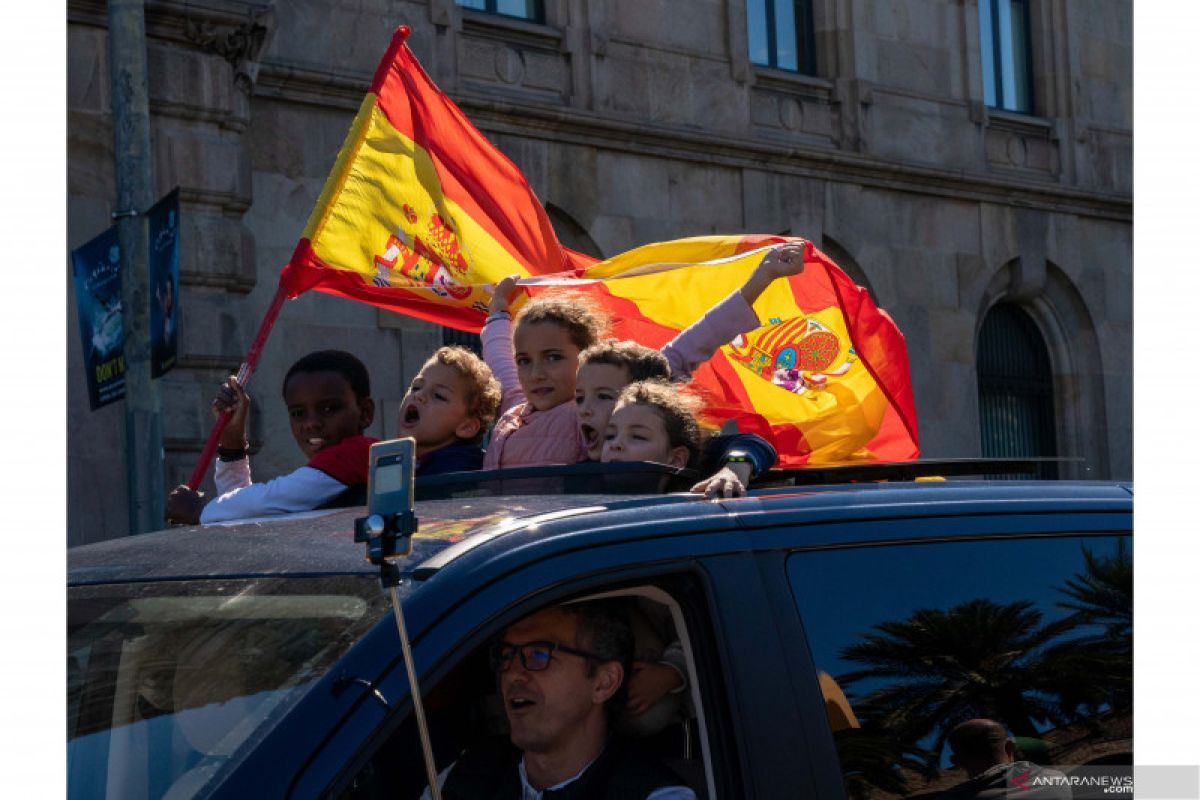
[282,350,371,400]
[560,599,635,727]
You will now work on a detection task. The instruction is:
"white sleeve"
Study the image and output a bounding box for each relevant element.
[199,466,348,524]
[213,456,252,496]
[416,762,454,800]
[646,787,698,800]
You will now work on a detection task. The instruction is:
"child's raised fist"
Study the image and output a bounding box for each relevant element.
[740,243,808,305]
[488,275,521,316]
[212,376,250,450]
[166,485,208,525]
[756,243,807,281]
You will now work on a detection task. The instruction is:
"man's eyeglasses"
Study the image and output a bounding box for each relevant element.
[488,640,607,673]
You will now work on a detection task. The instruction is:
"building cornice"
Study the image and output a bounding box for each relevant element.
[252,57,1130,223]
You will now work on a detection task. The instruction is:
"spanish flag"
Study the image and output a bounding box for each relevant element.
[566,237,918,466]
[281,26,569,329]
[281,26,918,466]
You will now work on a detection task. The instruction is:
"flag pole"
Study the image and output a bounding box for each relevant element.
[186,283,289,490]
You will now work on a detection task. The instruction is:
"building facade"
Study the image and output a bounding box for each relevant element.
[67,0,1132,544]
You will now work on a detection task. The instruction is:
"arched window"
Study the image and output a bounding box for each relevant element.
[976,303,1057,478]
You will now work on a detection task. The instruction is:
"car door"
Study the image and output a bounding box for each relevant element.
[746,496,1132,800]
[283,512,813,799]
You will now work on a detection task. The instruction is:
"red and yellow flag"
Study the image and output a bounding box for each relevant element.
[556,237,918,466]
[280,26,918,466]
[281,26,570,330]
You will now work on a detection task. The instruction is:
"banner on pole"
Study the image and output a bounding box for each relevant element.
[71,227,125,410]
[149,189,180,378]
[71,188,182,409]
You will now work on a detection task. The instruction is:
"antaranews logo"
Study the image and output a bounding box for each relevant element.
[1009,767,1137,799]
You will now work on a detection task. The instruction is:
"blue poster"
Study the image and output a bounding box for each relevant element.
[148,189,179,378]
[71,227,125,410]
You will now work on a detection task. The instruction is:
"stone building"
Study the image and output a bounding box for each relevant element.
[66,0,1132,545]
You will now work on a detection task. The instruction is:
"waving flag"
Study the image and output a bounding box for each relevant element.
[278,25,918,467]
[528,236,917,466]
[281,25,569,331]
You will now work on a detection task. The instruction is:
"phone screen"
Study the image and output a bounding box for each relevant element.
[373,459,407,496]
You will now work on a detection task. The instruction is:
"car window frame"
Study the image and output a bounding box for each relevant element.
[755,517,1134,800]
[304,562,751,799]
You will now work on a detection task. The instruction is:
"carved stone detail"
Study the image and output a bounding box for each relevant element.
[184,7,275,93]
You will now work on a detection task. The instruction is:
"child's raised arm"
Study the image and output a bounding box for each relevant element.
[481,275,525,416]
[165,375,254,524]
[662,243,807,382]
[737,242,806,306]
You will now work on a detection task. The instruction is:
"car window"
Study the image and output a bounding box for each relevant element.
[786,535,1132,799]
[338,583,719,800]
[67,576,393,800]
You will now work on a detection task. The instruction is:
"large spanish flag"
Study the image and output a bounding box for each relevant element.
[280,26,918,466]
[281,26,569,330]
[558,237,918,466]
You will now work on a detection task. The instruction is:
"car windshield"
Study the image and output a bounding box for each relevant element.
[67,575,393,800]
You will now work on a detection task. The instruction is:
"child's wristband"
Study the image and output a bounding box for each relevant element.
[217,447,247,462]
[721,450,757,479]
[484,310,511,324]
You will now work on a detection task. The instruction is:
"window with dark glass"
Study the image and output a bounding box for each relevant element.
[979,0,1034,112]
[977,303,1057,479]
[787,536,1132,799]
[747,0,816,74]
[456,0,545,24]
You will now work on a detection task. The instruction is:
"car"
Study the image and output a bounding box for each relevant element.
[67,463,1133,799]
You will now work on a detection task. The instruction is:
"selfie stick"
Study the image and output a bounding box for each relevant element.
[186,284,288,490]
[354,442,442,800]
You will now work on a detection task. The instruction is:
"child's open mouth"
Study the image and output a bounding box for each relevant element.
[307,437,326,450]
[402,405,420,425]
[581,424,599,449]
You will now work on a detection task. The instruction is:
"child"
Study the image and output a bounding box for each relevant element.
[578,242,803,486]
[575,340,672,461]
[577,342,777,497]
[398,345,502,475]
[600,382,705,732]
[481,280,603,468]
[601,380,702,469]
[166,349,378,525]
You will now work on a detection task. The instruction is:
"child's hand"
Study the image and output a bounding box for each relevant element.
[625,661,684,717]
[740,243,807,305]
[690,463,750,499]
[488,275,520,316]
[166,485,208,525]
[213,376,250,449]
[757,243,807,280]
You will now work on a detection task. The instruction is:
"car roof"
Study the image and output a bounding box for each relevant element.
[67,480,1132,586]
[66,492,695,585]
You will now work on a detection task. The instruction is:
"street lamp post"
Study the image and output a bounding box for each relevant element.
[108,0,165,532]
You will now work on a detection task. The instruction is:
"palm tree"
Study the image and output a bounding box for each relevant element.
[1042,540,1133,714]
[836,598,1077,764]
[1057,539,1132,648]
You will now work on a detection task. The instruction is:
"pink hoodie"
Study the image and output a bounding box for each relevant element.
[481,316,588,469]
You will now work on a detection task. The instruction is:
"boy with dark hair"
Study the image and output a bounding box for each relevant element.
[166,349,378,524]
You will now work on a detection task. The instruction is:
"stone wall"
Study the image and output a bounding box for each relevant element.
[66,0,1132,544]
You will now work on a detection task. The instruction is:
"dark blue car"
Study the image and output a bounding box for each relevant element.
[67,473,1132,799]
